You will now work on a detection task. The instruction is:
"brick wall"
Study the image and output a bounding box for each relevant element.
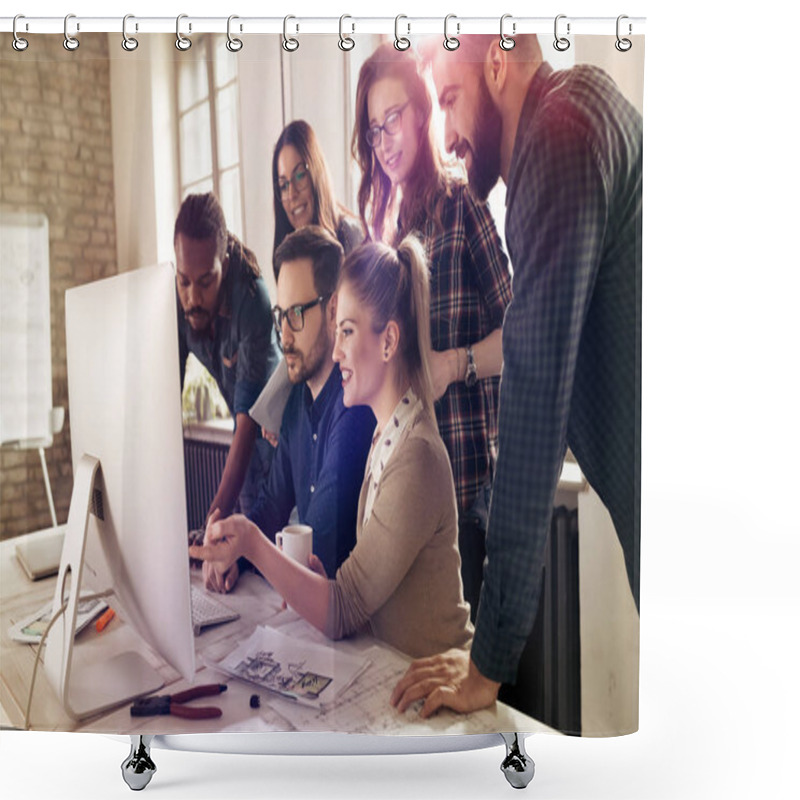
[1,34,117,539]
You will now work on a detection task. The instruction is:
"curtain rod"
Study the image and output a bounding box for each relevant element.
[1,15,646,37]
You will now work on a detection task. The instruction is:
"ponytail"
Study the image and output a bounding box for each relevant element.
[396,235,434,415]
[339,236,434,416]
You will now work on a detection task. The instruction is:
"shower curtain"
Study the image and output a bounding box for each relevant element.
[0,21,643,740]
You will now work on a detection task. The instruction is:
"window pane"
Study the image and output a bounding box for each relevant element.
[178,56,209,112]
[215,85,240,171]
[182,353,231,423]
[184,177,214,198]
[179,103,213,187]
[219,167,242,238]
[213,37,238,88]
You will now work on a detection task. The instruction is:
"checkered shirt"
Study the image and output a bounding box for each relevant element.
[472,62,643,684]
[410,183,512,514]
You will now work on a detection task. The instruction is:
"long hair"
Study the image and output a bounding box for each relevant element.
[174,192,261,283]
[352,43,452,245]
[272,120,350,257]
[340,236,434,416]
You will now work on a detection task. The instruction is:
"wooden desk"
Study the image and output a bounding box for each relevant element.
[1,531,552,737]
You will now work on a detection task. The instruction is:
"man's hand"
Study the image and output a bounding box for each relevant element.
[202,560,239,594]
[262,427,279,448]
[307,553,328,578]
[390,649,501,718]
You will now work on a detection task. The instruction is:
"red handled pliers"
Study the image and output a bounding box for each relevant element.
[130,683,227,719]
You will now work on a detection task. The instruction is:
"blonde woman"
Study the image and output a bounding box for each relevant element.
[191,238,472,659]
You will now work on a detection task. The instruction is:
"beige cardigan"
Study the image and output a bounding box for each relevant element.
[324,406,473,658]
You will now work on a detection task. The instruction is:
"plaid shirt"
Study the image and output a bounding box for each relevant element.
[472,63,643,684]
[407,183,512,514]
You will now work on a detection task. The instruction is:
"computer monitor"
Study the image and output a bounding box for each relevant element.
[44,262,195,719]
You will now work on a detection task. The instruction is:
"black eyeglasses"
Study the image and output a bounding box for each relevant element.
[277,163,311,198]
[366,101,411,149]
[272,295,329,336]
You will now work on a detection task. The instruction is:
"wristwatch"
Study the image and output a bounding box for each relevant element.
[464,346,478,388]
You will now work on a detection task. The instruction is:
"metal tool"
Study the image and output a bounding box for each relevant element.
[130,683,227,719]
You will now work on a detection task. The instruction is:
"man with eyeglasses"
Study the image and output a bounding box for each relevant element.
[241,226,375,582]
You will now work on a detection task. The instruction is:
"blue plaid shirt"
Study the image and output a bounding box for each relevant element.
[472,63,643,684]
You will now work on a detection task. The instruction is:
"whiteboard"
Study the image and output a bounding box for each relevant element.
[0,212,52,446]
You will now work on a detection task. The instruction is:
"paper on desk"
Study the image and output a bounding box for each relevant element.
[211,625,371,710]
[249,359,292,433]
[8,593,107,644]
[274,644,500,735]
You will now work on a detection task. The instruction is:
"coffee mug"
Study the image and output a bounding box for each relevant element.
[276,524,313,566]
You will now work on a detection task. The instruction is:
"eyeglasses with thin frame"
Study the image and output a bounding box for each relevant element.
[277,163,311,198]
[272,295,329,338]
[366,101,411,149]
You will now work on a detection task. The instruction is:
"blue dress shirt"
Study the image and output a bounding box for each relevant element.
[248,364,376,577]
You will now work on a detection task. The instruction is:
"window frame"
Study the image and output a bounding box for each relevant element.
[175,34,245,239]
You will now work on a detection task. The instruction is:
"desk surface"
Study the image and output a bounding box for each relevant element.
[1,529,552,737]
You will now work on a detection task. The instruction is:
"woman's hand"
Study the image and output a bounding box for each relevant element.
[191,510,257,585]
[279,551,328,610]
[429,349,460,401]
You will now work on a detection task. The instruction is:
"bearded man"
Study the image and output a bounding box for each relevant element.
[392,35,642,718]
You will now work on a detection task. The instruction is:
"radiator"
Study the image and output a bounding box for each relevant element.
[498,506,582,735]
[183,437,229,531]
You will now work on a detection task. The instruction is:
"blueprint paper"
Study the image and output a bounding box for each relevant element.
[213,625,371,710]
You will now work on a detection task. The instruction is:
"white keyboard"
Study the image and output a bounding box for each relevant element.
[190,584,239,636]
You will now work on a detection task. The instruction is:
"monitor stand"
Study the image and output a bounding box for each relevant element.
[43,454,164,720]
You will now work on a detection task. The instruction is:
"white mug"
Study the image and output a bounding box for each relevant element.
[276,524,313,566]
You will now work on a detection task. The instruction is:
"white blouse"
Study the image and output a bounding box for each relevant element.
[362,387,421,526]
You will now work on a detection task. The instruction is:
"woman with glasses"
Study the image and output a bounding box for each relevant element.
[352,43,512,622]
[264,121,365,446]
[191,237,473,659]
[272,120,364,273]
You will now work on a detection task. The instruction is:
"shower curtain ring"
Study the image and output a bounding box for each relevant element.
[499,14,515,51]
[394,15,410,51]
[443,14,460,51]
[12,15,29,51]
[338,15,355,51]
[554,14,571,52]
[176,14,192,51]
[63,13,80,51]
[616,15,632,52]
[283,15,299,52]
[122,14,139,51]
[226,15,243,52]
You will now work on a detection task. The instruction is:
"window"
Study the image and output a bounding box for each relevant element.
[176,36,244,237]
[176,38,244,425]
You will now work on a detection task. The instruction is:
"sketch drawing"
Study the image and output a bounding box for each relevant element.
[233,650,333,701]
